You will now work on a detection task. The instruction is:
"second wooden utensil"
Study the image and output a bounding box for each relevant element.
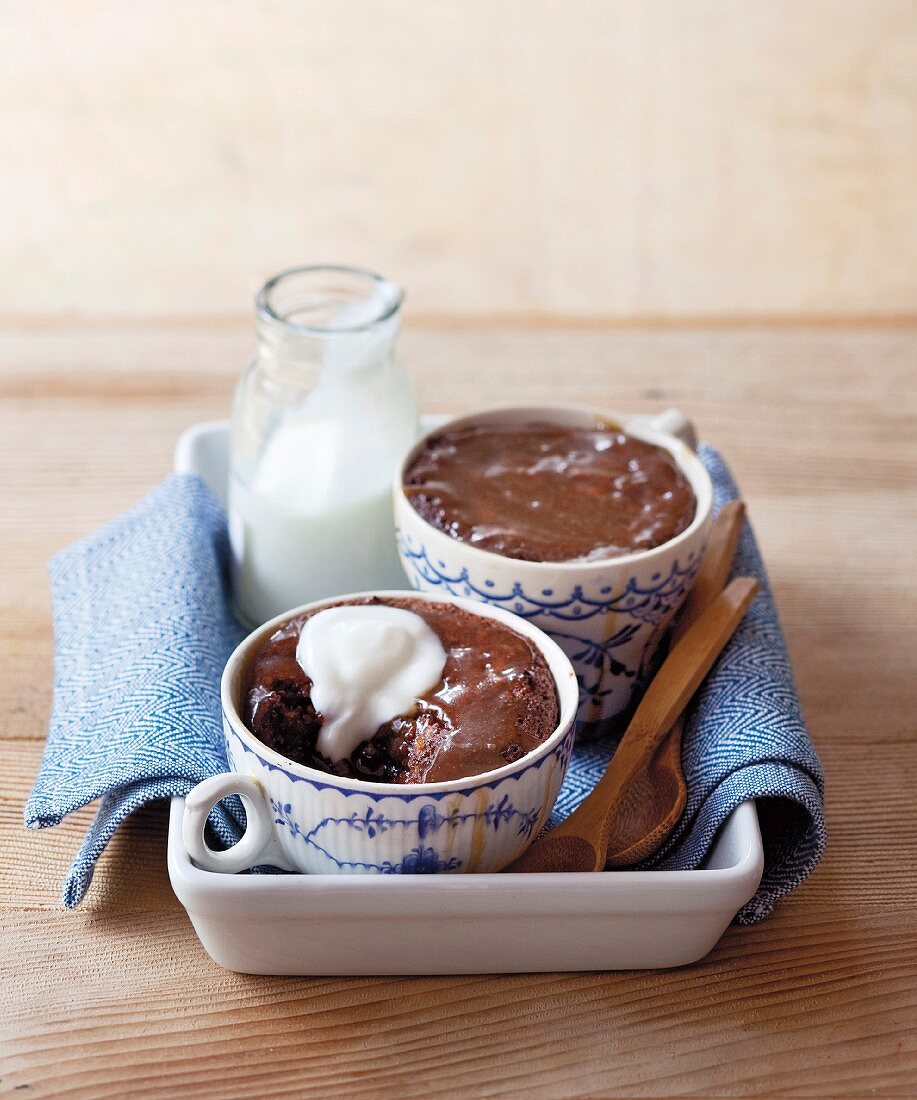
[604,499,746,867]
[504,574,759,874]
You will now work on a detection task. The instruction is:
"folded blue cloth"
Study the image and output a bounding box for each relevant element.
[25,478,247,907]
[27,448,825,918]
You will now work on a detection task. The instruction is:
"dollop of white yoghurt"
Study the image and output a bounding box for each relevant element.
[296,605,447,763]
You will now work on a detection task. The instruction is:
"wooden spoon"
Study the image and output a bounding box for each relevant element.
[605,500,746,867]
[504,574,759,874]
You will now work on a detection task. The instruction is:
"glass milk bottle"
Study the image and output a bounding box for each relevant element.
[229,265,417,626]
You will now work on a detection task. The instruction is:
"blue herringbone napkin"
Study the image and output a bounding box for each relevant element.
[25,476,247,907]
[28,450,825,919]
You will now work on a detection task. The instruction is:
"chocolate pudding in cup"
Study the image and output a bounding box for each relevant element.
[182,591,578,876]
[394,407,713,735]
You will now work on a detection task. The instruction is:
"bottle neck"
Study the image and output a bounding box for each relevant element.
[254,265,403,379]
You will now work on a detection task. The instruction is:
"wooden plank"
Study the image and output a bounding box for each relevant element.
[1,324,916,1096]
[1,909,914,1098]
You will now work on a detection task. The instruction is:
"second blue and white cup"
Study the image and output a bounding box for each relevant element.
[394,406,713,734]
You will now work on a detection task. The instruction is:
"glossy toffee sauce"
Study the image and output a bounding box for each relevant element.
[403,421,697,563]
[242,597,559,784]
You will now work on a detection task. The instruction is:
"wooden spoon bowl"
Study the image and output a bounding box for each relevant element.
[604,500,746,867]
[604,745,687,866]
[528,760,689,874]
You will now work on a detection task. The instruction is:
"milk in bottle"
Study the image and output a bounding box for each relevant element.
[229,266,417,626]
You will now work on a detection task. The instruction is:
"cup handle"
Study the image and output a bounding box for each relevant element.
[181,773,296,874]
[633,407,698,451]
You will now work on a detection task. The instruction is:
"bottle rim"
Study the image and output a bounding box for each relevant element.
[255,264,404,336]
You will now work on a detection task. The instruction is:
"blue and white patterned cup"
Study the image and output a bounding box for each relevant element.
[394,407,713,733]
[182,591,579,876]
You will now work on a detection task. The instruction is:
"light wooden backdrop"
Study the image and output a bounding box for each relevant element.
[3,0,916,324]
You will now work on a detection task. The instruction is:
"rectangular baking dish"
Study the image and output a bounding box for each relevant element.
[169,418,763,974]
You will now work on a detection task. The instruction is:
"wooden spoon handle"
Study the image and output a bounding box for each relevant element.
[671,500,746,644]
[553,576,759,841]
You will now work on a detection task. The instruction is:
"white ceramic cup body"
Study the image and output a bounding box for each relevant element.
[182,591,579,876]
[394,407,713,731]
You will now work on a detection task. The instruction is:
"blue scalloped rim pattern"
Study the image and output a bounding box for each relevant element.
[395,530,699,625]
[396,530,701,714]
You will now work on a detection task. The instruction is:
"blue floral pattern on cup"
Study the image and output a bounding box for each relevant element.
[396,529,702,726]
[268,794,543,873]
[224,721,576,875]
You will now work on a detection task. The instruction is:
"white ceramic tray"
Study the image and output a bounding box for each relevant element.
[168,419,763,974]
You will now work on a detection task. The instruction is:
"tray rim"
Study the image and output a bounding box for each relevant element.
[168,796,764,919]
[170,416,764,926]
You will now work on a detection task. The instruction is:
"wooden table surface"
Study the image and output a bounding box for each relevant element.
[2,322,915,1098]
